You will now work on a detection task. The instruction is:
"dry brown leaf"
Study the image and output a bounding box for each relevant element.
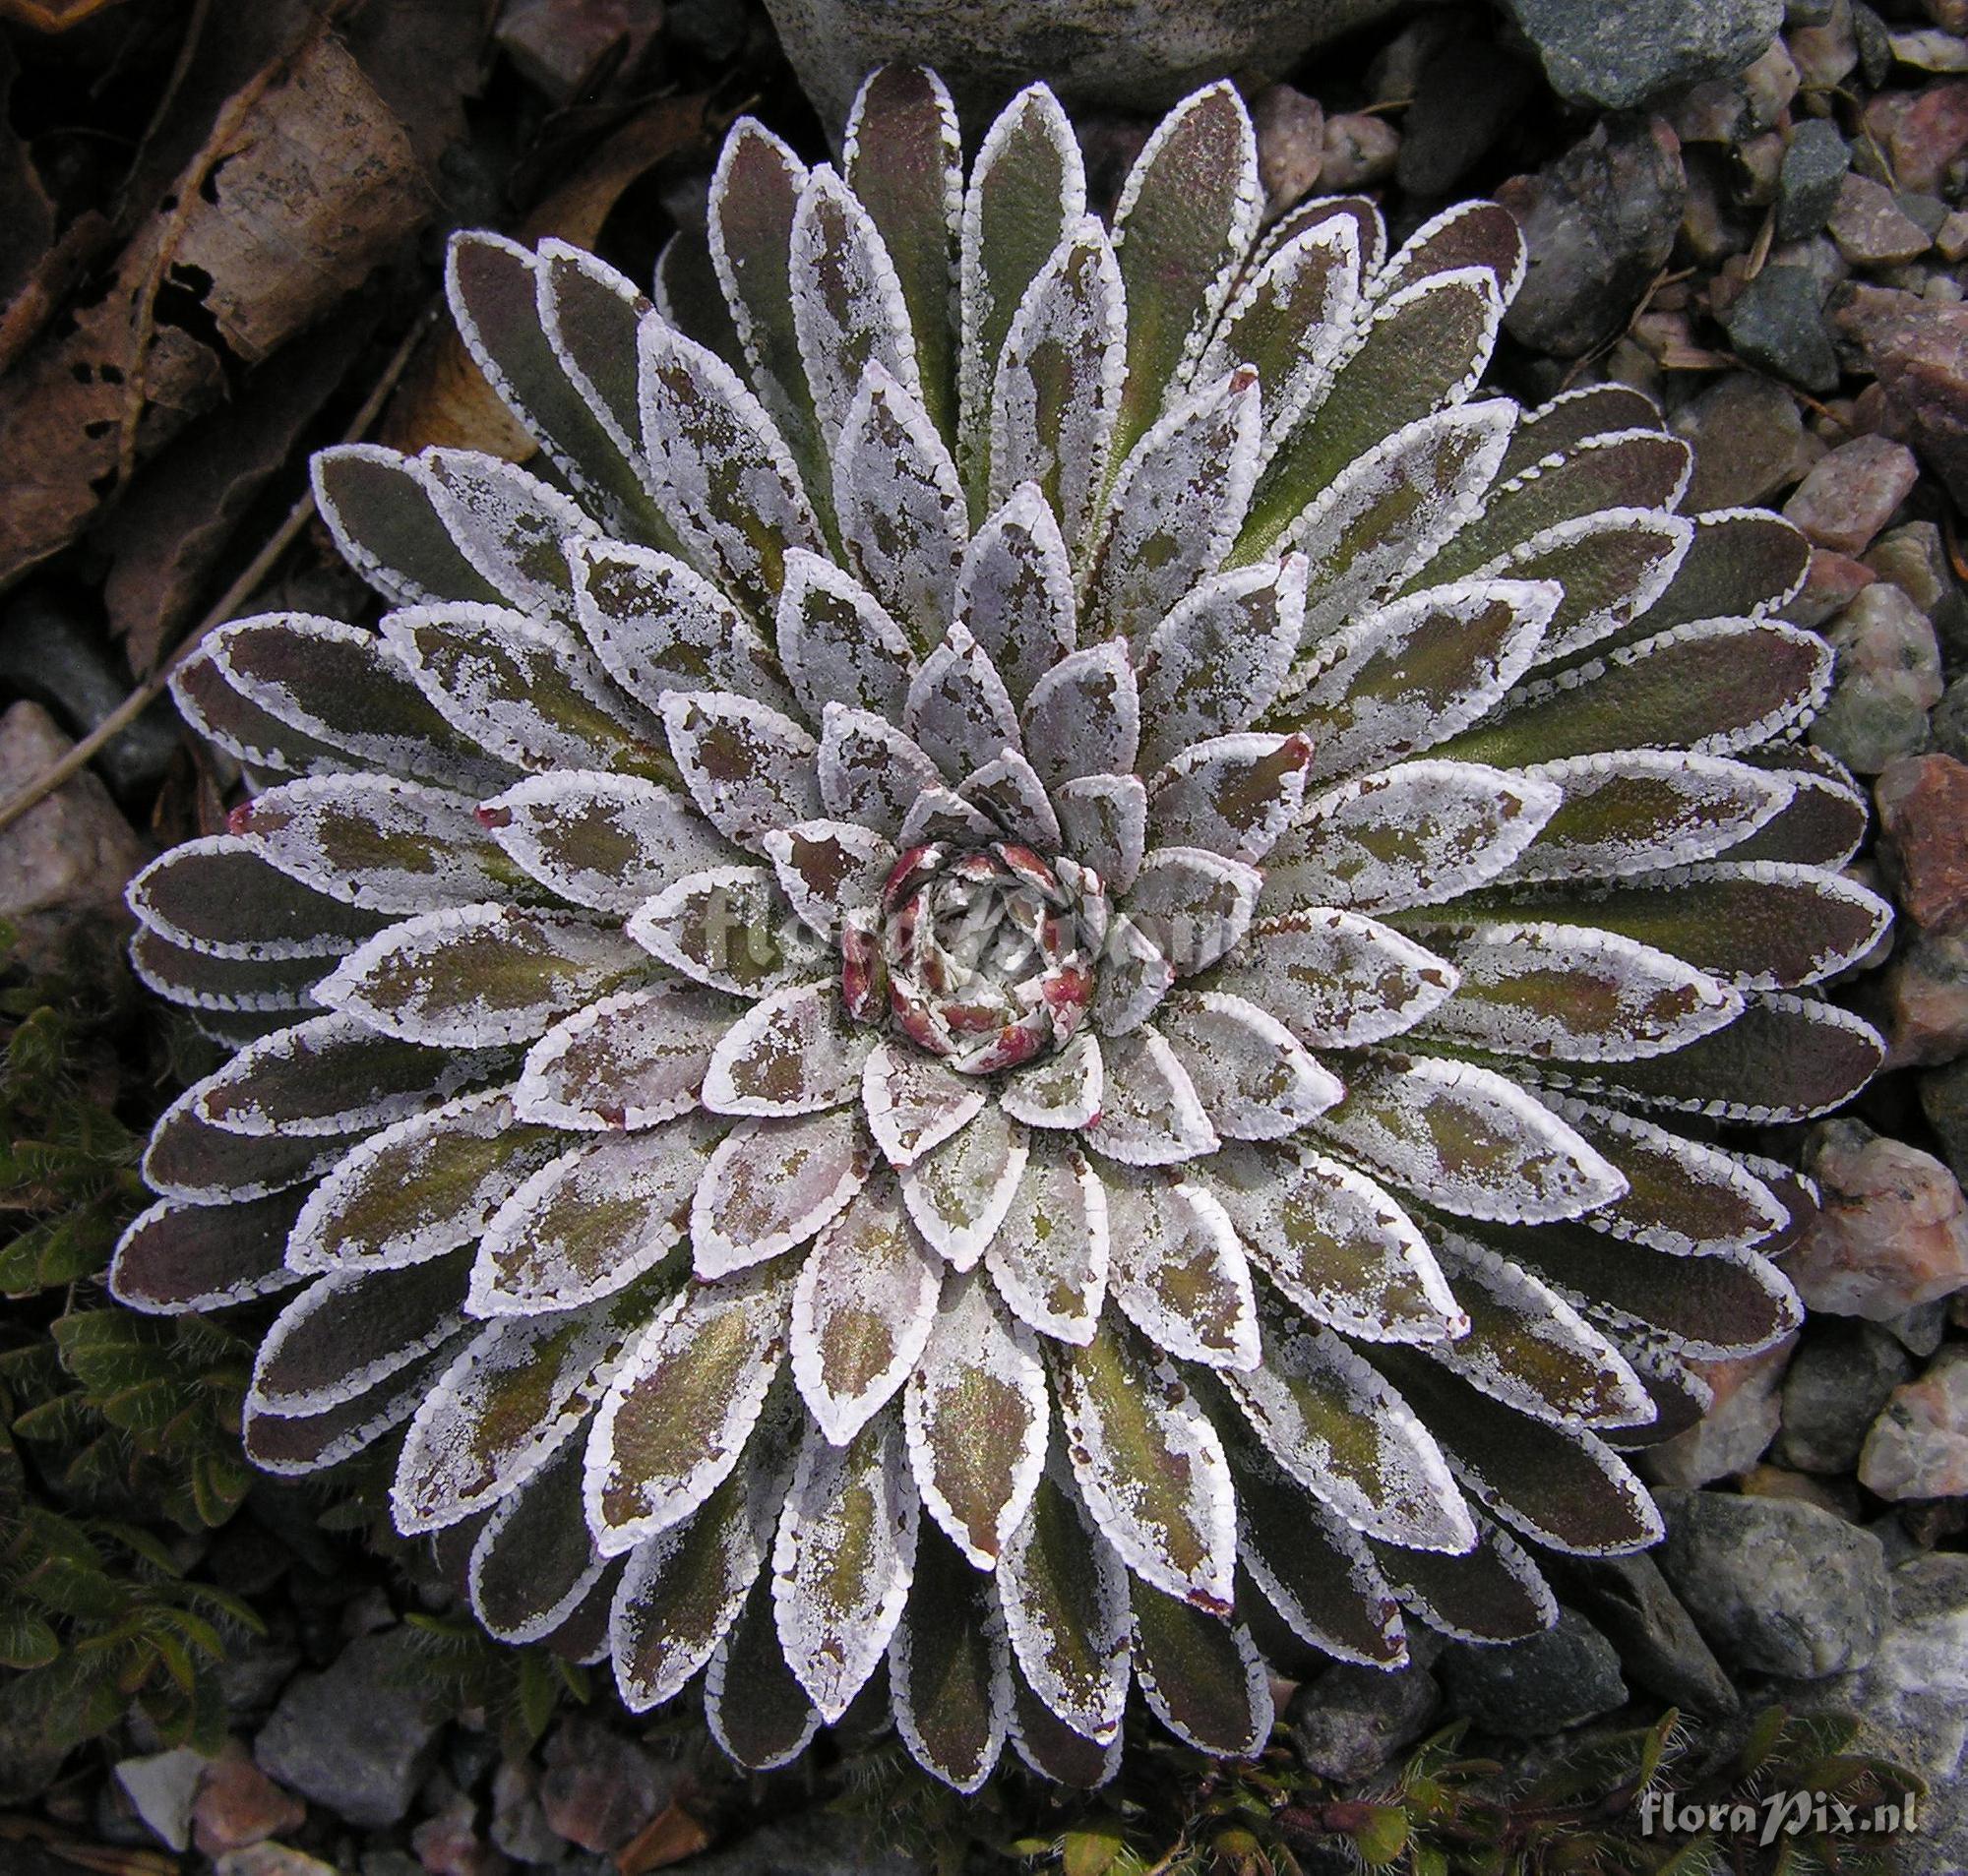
[381,92,708,457]
[0,0,133,30]
[0,37,55,309]
[165,34,434,366]
[613,1802,714,1875]
[0,31,434,587]
[101,311,379,672]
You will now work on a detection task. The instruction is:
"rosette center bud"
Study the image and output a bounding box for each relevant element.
[841,841,1105,1074]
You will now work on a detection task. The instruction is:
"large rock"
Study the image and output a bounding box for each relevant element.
[537,1715,667,1853]
[1654,1489,1889,1678]
[1637,1337,1793,1487]
[253,1627,445,1829]
[1809,580,1943,776]
[1862,79,1968,196]
[1858,300,1968,512]
[1782,434,1919,558]
[0,698,148,976]
[1674,371,1807,511]
[1778,1321,1916,1473]
[1880,929,1968,1068]
[1923,1057,1968,1184]
[1288,1659,1441,1779]
[1725,262,1841,393]
[1501,0,1784,109]
[1788,1120,1968,1320]
[1546,1553,1740,1714]
[1877,754,1968,933]
[1433,1609,1628,1736]
[192,1742,307,1857]
[1860,1345,1968,1499]
[1802,1554,1968,1874]
[760,0,1403,126]
[1866,521,1968,664]
[1497,116,1687,358]
[113,1748,210,1854]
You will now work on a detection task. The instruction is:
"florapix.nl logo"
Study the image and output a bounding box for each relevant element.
[1636,1785,1920,1848]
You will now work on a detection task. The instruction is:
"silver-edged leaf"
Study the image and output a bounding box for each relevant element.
[1145,733,1312,867]
[1154,992,1342,1141]
[584,1264,791,1553]
[610,1442,783,1714]
[997,1470,1132,1741]
[842,65,962,440]
[904,622,1022,781]
[771,1412,919,1722]
[1057,774,1148,892]
[638,316,825,613]
[1021,641,1139,790]
[288,1086,559,1275]
[381,603,663,780]
[570,536,792,717]
[1206,1140,1466,1345]
[959,85,1086,485]
[1049,1315,1236,1611]
[660,692,822,854]
[1131,1585,1272,1759]
[987,215,1125,557]
[187,1010,497,1138]
[904,1270,1049,1568]
[1207,911,1458,1050]
[691,1107,870,1278]
[1082,367,1262,644]
[985,1135,1110,1344]
[1110,80,1260,457]
[393,1301,628,1534]
[1103,1170,1258,1369]
[999,1030,1104,1132]
[790,162,924,448]
[626,865,825,999]
[1084,1027,1216,1168]
[832,364,968,649]
[763,818,895,938]
[955,481,1077,707]
[110,1190,306,1315]
[891,1526,1013,1792]
[1421,1229,1652,1428]
[1409,921,1743,1062]
[483,771,730,914]
[1314,1051,1627,1225]
[1136,557,1305,769]
[1225,1308,1475,1551]
[1264,761,1562,914]
[1501,751,1794,883]
[901,1100,1030,1269]
[1282,579,1559,782]
[317,904,646,1049]
[790,1172,944,1443]
[775,549,915,726]
[231,776,512,914]
[468,1117,712,1315]
[702,981,878,1118]
[470,1445,610,1647]
[705,1573,821,1770]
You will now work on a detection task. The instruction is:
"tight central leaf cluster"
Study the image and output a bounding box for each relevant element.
[114,67,1890,1788]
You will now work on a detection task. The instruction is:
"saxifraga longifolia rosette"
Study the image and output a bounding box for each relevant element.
[114,66,1890,1789]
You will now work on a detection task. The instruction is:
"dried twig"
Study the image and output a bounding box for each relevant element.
[0,299,437,839]
[0,1814,179,1876]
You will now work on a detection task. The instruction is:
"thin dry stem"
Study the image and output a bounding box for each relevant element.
[0,300,438,839]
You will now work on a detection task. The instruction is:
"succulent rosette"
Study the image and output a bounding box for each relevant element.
[115,68,1890,1787]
